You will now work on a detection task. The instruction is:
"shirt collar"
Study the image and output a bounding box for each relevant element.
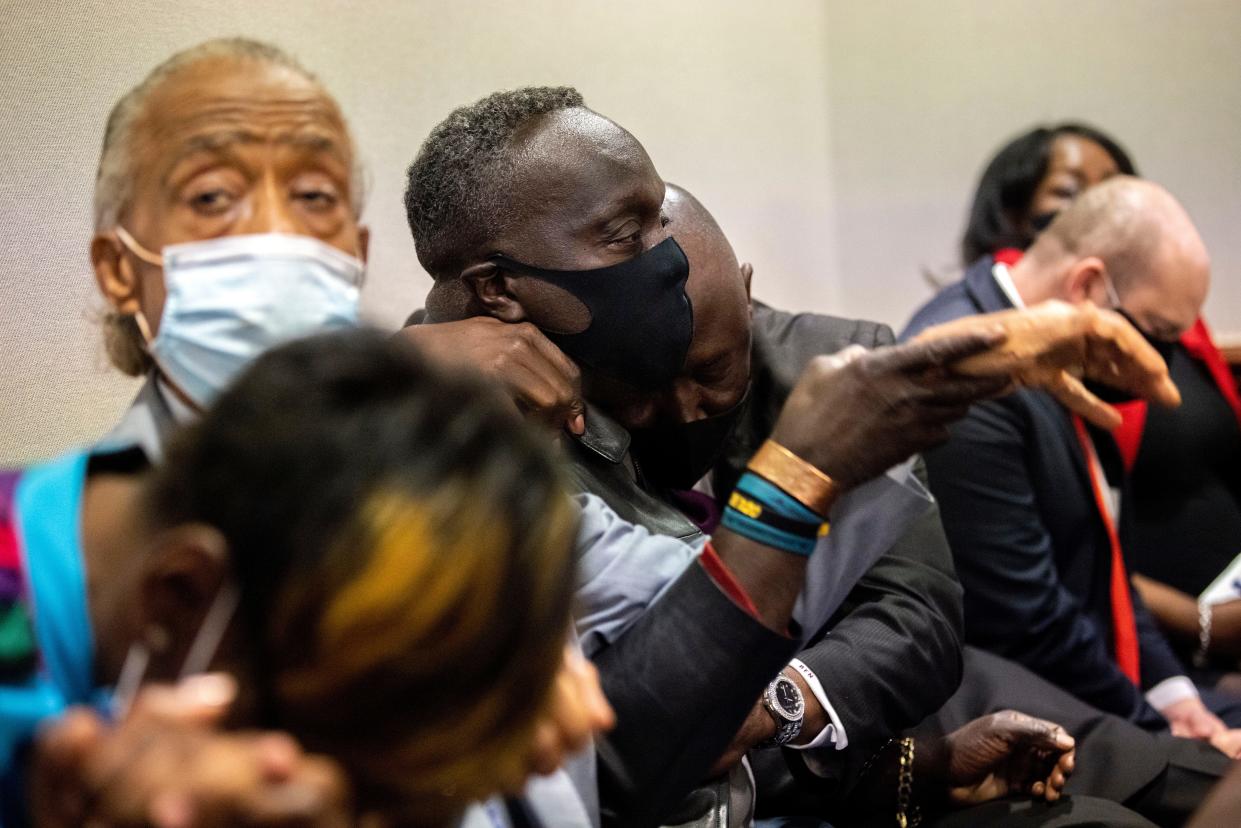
[991,261,1027,310]
[97,372,191,462]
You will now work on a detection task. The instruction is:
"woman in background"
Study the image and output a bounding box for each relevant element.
[960,122,1136,267]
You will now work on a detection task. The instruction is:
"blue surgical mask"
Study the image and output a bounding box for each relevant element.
[115,230,363,409]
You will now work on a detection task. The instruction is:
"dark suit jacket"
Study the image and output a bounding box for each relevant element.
[900,256,1184,725]
[569,304,965,818]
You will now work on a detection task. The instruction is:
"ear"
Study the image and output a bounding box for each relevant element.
[137,523,231,680]
[740,262,754,301]
[91,233,143,315]
[1064,256,1109,305]
[461,261,528,323]
[356,225,371,264]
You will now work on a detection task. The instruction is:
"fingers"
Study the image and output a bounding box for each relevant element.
[526,648,613,778]
[237,752,353,828]
[881,330,1006,372]
[30,709,109,828]
[908,373,1014,408]
[567,650,616,733]
[1087,309,1182,408]
[502,328,585,435]
[1045,371,1123,430]
[128,673,238,729]
[506,363,583,433]
[1208,729,1241,760]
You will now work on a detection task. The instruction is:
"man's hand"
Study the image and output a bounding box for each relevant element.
[1209,729,1241,760]
[1156,696,1241,759]
[915,301,1182,430]
[931,710,1076,806]
[521,647,616,782]
[772,332,1010,489]
[397,318,585,435]
[1162,695,1224,741]
[30,674,352,828]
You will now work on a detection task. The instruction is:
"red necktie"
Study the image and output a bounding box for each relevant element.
[1072,414,1141,684]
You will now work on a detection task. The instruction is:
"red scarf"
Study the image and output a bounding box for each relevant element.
[1113,317,1241,471]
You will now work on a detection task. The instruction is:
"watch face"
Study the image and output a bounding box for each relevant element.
[770,676,805,720]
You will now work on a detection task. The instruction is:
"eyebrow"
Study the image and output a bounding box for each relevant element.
[163,129,346,183]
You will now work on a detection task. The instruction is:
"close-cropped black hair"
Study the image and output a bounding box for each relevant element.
[149,328,576,815]
[960,123,1138,265]
[404,86,585,279]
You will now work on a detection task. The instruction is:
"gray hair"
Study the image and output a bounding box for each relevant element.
[93,37,364,230]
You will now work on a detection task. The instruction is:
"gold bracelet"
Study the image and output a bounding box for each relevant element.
[746,439,840,517]
[896,736,920,828]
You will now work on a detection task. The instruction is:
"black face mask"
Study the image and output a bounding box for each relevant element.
[1030,210,1059,234]
[629,388,749,490]
[490,237,693,389]
[1115,308,1179,366]
[1085,308,1179,404]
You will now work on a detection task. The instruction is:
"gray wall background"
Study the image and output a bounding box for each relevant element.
[1,0,1237,463]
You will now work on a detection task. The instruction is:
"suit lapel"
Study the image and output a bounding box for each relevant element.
[963,257,1095,487]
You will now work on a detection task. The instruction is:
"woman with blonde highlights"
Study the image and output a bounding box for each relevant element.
[5,330,605,827]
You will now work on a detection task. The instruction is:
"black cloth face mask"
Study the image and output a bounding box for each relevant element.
[1085,308,1179,404]
[1030,210,1059,234]
[490,237,693,389]
[629,388,750,490]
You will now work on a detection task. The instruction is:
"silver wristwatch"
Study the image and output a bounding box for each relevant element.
[757,672,804,747]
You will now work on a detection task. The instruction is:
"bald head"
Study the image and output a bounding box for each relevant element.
[1016,176,1209,339]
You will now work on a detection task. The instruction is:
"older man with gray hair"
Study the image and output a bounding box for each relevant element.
[90,37,370,457]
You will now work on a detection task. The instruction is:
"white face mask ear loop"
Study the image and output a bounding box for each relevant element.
[110,583,239,720]
[111,640,150,720]
[178,582,240,680]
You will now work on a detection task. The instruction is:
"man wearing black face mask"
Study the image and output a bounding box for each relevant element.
[399,88,1002,827]
[902,176,1241,749]
[397,89,1218,828]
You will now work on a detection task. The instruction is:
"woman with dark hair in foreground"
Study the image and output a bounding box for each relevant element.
[3,330,609,827]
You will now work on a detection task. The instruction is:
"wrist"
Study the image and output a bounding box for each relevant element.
[746,440,841,517]
[783,667,824,746]
[722,470,830,558]
[755,672,805,748]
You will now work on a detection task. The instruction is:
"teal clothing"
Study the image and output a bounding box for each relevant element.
[0,451,100,824]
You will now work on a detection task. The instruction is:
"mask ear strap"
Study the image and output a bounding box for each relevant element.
[179,582,240,680]
[114,226,164,267]
[111,640,151,720]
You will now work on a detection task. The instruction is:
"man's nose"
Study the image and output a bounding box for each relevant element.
[668,380,707,423]
[240,177,299,235]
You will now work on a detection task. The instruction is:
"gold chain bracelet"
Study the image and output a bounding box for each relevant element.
[896,736,920,828]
